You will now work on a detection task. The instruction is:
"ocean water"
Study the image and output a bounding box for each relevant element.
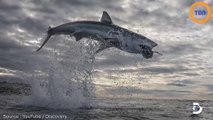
[0,94,213,120]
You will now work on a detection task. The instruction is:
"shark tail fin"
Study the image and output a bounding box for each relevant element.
[36,26,52,52]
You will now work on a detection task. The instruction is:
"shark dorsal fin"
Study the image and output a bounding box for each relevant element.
[100,11,113,24]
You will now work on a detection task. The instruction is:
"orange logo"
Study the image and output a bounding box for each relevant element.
[189,1,212,24]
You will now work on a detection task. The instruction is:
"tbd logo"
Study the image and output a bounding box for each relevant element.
[193,102,203,115]
[189,1,211,24]
[194,9,206,16]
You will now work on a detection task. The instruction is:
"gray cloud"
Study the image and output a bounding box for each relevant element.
[205,85,213,91]
[167,80,196,87]
[0,0,212,100]
[167,83,186,87]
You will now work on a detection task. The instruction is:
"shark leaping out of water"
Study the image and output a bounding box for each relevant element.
[36,11,162,59]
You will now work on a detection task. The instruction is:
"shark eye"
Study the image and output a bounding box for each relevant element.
[139,45,146,49]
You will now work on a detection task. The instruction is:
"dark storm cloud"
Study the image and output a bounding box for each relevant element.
[0,9,21,28]
[182,73,200,76]
[124,0,188,30]
[0,36,21,50]
[167,80,196,87]
[0,1,54,34]
[19,18,48,35]
[205,85,213,91]
[0,35,28,71]
[0,0,65,73]
[167,83,186,87]
[105,86,191,96]
[51,0,124,11]
[142,66,187,74]
[0,44,37,72]
[0,0,212,100]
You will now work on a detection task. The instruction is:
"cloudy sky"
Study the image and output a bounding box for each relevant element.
[0,0,213,100]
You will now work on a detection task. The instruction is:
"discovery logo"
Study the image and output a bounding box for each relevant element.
[193,102,203,115]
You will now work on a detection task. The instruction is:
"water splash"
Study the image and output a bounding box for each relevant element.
[25,36,98,109]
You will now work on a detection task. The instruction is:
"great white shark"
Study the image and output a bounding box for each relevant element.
[37,11,162,59]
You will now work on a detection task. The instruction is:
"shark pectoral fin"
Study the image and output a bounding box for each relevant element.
[95,44,111,54]
[94,38,118,54]
[104,38,119,46]
[70,31,85,41]
[100,11,113,24]
[73,34,84,41]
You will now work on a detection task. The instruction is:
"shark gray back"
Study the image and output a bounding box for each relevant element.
[36,11,161,59]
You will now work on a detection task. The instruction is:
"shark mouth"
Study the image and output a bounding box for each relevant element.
[140,45,162,59]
